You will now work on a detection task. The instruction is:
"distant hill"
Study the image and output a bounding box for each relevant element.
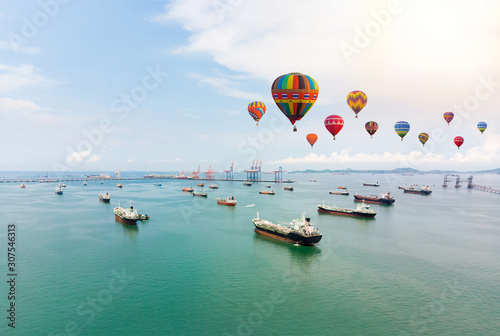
[290,167,500,174]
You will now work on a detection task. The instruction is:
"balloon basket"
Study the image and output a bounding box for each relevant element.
[293,126,297,132]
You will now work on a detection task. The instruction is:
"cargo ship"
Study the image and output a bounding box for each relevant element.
[193,191,208,197]
[284,185,294,191]
[99,192,111,203]
[243,182,252,186]
[117,183,123,188]
[217,196,237,206]
[259,190,275,195]
[318,201,376,218]
[114,201,140,225]
[403,185,432,195]
[329,190,349,195]
[20,183,26,188]
[252,212,322,246]
[354,192,395,204]
[55,186,63,195]
[197,183,204,187]
[363,182,379,187]
[209,184,219,189]
[182,187,194,192]
[337,186,347,189]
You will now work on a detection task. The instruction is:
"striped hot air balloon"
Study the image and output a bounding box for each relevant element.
[395,121,410,141]
[443,112,454,125]
[271,72,319,132]
[418,133,429,147]
[477,121,487,135]
[248,101,266,125]
[365,121,378,138]
[347,91,367,118]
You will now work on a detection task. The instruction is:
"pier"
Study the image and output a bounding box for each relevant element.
[442,174,499,194]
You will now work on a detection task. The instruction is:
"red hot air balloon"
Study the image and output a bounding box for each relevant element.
[454,136,464,149]
[324,115,344,140]
[306,133,318,148]
[443,112,454,125]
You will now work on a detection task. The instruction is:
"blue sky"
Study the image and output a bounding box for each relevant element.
[1,0,499,173]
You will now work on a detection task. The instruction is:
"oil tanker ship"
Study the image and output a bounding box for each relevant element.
[252,212,322,246]
[354,192,395,205]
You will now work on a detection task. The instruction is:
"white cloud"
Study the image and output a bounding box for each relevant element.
[67,150,91,163]
[155,0,500,106]
[87,155,101,163]
[0,41,41,55]
[0,64,50,91]
[0,97,63,124]
[449,133,500,164]
[190,72,266,101]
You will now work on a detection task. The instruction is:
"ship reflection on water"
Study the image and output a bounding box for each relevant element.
[116,222,138,238]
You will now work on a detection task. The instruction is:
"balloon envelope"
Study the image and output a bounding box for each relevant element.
[347,91,367,118]
[454,136,464,149]
[394,121,410,141]
[306,133,318,148]
[477,121,487,134]
[418,132,429,146]
[444,112,454,125]
[365,121,378,138]
[248,101,266,125]
[324,115,344,140]
[271,72,319,131]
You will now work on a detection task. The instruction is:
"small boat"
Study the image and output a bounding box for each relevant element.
[259,190,275,195]
[403,185,432,195]
[265,184,271,188]
[20,183,26,188]
[138,214,150,221]
[182,187,194,192]
[318,201,376,218]
[153,183,162,186]
[363,182,379,187]
[216,196,237,206]
[83,181,87,186]
[55,187,63,195]
[114,201,140,225]
[243,182,252,186]
[100,181,103,185]
[117,183,123,188]
[329,190,349,195]
[209,184,219,189]
[253,212,322,246]
[354,192,395,205]
[99,192,111,203]
[193,191,208,197]
[337,186,347,189]
[61,183,66,187]
[398,186,405,189]
[310,179,316,182]
[197,183,204,187]
[284,185,294,191]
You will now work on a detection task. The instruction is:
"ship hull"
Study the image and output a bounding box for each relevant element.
[99,197,111,203]
[217,200,236,206]
[354,195,394,204]
[253,225,322,246]
[363,184,379,187]
[403,189,432,195]
[114,214,137,225]
[318,206,376,218]
[329,192,349,195]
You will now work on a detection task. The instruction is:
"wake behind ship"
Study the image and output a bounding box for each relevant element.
[252,212,322,246]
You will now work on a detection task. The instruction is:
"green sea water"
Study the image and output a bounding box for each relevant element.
[1,172,500,336]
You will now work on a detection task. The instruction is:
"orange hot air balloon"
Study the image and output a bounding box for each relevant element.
[306,133,318,148]
[454,136,464,149]
[324,115,344,140]
[248,101,266,125]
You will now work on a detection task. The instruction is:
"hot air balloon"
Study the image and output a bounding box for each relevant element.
[271,72,319,132]
[324,115,344,140]
[418,133,429,147]
[443,112,454,125]
[248,101,266,125]
[454,136,464,149]
[365,121,378,138]
[347,91,367,118]
[477,121,487,135]
[306,133,318,148]
[394,121,410,141]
